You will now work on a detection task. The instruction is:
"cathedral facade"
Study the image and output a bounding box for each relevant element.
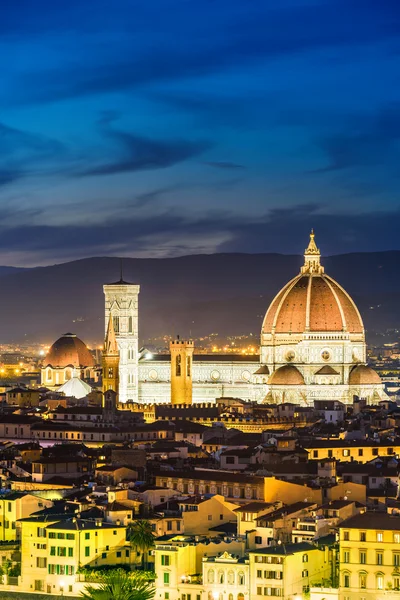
[102,232,386,406]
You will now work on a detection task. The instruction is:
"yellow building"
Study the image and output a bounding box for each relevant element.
[263,477,366,506]
[0,492,53,542]
[249,541,333,600]
[154,535,246,600]
[202,551,249,600]
[170,338,194,405]
[303,441,400,463]
[19,516,129,596]
[102,316,120,396]
[339,511,400,600]
[178,495,239,535]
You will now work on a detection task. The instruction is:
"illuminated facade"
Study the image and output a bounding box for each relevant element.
[339,512,400,600]
[105,232,384,406]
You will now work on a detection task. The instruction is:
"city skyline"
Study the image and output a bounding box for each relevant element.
[1,0,400,266]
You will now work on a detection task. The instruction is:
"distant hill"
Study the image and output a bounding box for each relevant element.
[0,252,398,344]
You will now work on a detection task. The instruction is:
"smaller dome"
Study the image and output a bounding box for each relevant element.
[349,365,381,385]
[268,365,305,386]
[45,333,95,368]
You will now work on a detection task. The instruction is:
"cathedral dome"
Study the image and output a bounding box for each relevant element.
[349,364,381,385]
[262,231,363,336]
[45,333,95,368]
[268,364,305,385]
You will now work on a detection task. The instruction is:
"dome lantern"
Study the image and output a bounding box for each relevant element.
[301,229,324,275]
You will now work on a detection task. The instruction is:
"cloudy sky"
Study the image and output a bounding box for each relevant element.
[1,0,400,266]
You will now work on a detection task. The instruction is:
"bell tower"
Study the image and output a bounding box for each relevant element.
[169,336,194,405]
[103,269,140,403]
[102,315,119,396]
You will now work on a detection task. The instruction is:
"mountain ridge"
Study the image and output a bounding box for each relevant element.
[0,251,398,344]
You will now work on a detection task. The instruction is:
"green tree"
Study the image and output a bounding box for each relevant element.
[127,520,155,570]
[81,569,155,600]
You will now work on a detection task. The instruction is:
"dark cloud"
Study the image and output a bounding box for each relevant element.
[5,0,399,107]
[1,203,400,265]
[313,104,400,172]
[204,161,245,170]
[76,124,212,177]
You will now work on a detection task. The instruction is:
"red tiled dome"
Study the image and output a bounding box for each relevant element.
[44,333,95,368]
[262,232,364,336]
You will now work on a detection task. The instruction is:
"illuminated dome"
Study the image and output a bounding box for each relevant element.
[262,231,364,336]
[45,333,95,368]
[349,364,382,385]
[268,365,305,385]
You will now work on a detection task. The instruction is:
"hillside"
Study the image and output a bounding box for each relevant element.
[0,252,398,344]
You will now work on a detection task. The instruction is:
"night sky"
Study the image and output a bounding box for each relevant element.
[2,0,400,266]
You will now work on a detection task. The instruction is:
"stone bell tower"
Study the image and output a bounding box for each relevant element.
[103,271,140,403]
[169,336,194,405]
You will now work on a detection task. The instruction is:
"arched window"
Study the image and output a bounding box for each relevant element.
[207,570,215,584]
[359,572,367,589]
[176,354,182,377]
[342,572,350,588]
[238,594,245,600]
[238,572,245,585]
[128,316,133,333]
[228,570,235,585]
[376,573,384,590]
[218,570,224,584]
[302,554,308,563]
[229,595,234,600]
[113,315,119,333]
[47,369,52,381]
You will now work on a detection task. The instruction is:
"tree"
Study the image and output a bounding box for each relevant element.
[81,569,155,600]
[127,520,155,570]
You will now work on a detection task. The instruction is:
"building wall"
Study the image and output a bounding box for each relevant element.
[339,522,400,600]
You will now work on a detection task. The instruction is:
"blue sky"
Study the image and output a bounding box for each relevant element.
[1,0,400,265]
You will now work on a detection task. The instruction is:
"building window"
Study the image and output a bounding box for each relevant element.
[36,557,47,568]
[255,536,262,544]
[85,532,90,540]
[360,532,366,542]
[343,531,349,541]
[360,551,366,564]
[394,553,400,566]
[377,532,383,542]
[161,555,170,566]
[164,573,170,585]
[343,449,350,457]
[113,316,119,333]
[176,354,182,377]
[377,552,383,565]
[85,547,90,557]
[377,575,384,590]
[343,551,350,563]
[302,554,308,563]
[343,573,350,588]
[395,533,400,544]
[238,572,245,585]
[187,356,191,377]
[128,316,133,333]
[208,570,215,584]
[359,573,367,589]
